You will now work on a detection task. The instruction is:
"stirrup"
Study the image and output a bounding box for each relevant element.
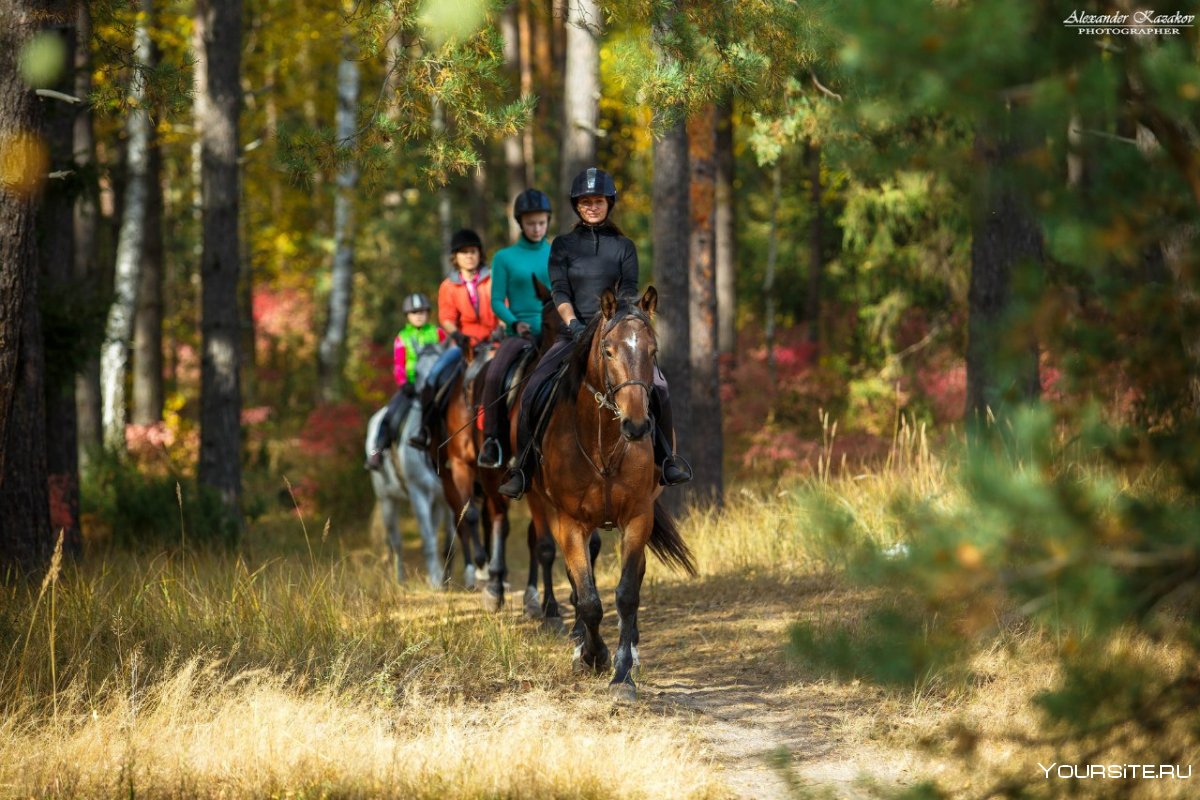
[660,453,693,486]
[498,469,528,499]
[478,437,504,469]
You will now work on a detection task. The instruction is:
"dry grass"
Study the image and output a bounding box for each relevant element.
[3,425,1194,798]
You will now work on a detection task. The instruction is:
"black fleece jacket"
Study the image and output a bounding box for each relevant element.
[548,221,639,324]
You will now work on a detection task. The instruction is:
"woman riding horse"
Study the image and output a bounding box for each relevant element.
[499,167,692,499]
[477,189,554,469]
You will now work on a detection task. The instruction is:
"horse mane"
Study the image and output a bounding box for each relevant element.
[561,301,653,406]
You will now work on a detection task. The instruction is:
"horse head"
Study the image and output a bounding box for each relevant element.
[594,286,658,442]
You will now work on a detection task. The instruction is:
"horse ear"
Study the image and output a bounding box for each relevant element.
[639,286,658,317]
[600,288,618,320]
[533,277,551,302]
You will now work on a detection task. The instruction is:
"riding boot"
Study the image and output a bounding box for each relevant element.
[497,448,534,499]
[498,416,535,498]
[653,426,693,486]
[408,386,434,448]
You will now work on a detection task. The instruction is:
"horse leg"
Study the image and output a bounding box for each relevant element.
[523,520,542,618]
[558,517,609,673]
[610,513,652,703]
[528,498,565,631]
[482,497,508,612]
[411,490,442,589]
[381,496,404,583]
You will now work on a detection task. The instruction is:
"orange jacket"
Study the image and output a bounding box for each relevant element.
[437,268,497,345]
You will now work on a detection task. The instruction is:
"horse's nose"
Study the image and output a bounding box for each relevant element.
[621,418,651,441]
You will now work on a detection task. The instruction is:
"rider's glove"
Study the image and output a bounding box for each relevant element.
[567,318,586,342]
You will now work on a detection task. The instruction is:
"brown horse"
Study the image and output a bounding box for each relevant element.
[475,280,567,625]
[428,348,489,588]
[528,286,696,701]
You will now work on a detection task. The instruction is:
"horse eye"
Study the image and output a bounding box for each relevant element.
[603,349,614,359]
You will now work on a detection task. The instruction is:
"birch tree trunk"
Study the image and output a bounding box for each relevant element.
[558,0,600,231]
[501,3,525,241]
[318,37,359,402]
[73,0,102,466]
[100,3,153,451]
[196,0,244,519]
[715,96,736,361]
[0,0,52,573]
[133,60,165,425]
[687,105,722,503]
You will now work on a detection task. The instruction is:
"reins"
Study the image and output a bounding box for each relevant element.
[574,320,654,529]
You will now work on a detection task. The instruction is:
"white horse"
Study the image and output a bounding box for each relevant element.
[367,351,465,587]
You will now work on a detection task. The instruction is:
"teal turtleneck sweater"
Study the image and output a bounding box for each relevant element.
[490,236,552,334]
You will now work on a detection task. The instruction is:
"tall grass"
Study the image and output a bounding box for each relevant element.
[5,419,1188,798]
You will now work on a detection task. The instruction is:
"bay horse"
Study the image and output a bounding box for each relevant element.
[528,286,696,701]
[426,347,489,589]
[475,279,567,626]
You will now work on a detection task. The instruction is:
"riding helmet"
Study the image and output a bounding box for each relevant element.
[513,189,552,221]
[449,228,484,255]
[401,292,433,314]
[569,167,617,214]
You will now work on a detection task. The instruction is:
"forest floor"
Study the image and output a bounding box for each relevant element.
[380,517,938,800]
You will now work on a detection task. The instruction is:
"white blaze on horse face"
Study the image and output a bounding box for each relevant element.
[623,328,639,352]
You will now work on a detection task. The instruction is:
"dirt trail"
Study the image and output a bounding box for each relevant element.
[391,530,925,798]
[636,572,921,799]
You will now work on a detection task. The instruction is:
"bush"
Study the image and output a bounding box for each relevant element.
[81,452,237,549]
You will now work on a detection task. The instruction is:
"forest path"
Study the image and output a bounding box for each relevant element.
[636,571,923,799]
[389,518,927,800]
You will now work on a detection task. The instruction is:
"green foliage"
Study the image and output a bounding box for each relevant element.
[81,453,238,550]
[789,406,1200,796]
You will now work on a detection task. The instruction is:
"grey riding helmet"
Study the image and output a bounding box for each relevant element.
[401,292,433,314]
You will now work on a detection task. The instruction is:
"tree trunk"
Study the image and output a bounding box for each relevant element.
[715,96,736,360]
[432,99,452,254]
[965,128,1042,424]
[764,162,781,386]
[470,160,489,239]
[558,0,600,231]
[803,141,823,344]
[518,0,535,184]
[40,12,82,554]
[687,105,723,503]
[133,88,165,425]
[501,2,525,241]
[0,0,51,573]
[73,0,101,467]
[196,0,244,519]
[317,37,358,403]
[100,1,153,450]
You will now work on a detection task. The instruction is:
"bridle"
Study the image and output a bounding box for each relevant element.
[575,315,655,529]
[584,319,653,420]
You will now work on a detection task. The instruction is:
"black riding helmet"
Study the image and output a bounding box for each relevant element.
[450,228,484,259]
[513,189,552,221]
[569,167,617,216]
[401,292,432,314]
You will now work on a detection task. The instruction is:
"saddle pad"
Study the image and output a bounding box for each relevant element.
[530,357,573,449]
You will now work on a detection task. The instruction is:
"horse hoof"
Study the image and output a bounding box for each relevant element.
[482,586,503,612]
[523,587,541,618]
[608,682,638,704]
[541,615,567,635]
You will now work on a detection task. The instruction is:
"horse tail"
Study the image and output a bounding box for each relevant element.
[648,499,697,576]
